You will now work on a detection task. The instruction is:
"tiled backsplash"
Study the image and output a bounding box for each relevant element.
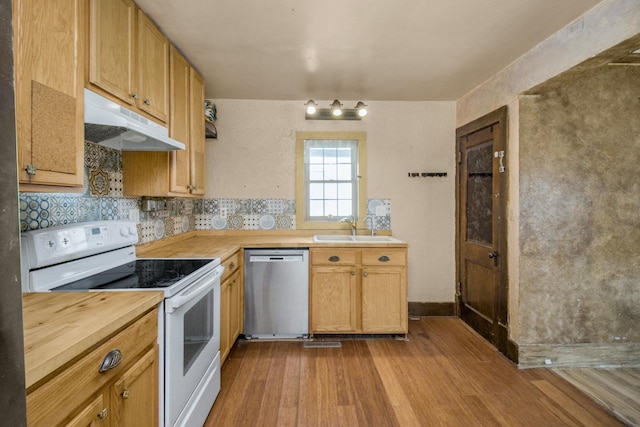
[19,142,392,244]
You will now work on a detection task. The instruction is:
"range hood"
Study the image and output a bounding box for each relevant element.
[84,89,185,151]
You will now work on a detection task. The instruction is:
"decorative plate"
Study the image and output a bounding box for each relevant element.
[259,215,275,230]
[182,216,190,232]
[154,219,165,240]
[211,215,227,230]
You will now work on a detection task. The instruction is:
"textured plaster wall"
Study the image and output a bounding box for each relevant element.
[205,99,457,302]
[455,0,640,344]
[519,65,640,345]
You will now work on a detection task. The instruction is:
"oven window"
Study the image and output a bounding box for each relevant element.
[183,289,214,374]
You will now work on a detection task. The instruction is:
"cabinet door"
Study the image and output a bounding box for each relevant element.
[169,46,191,195]
[14,0,84,189]
[137,10,169,122]
[220,279,231,363]
[65,394,108,427]
[310,266,358,333]
[361,267,407,333]
[189,68,206,196]
[89,0,135,105]
[110,346,159,427]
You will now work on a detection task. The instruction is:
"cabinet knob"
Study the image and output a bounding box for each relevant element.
[131,92,139,100]
[98,408,109,421]
[328,255,340,262]
[229,262,235,270]
[351,270,356,276]
[363,271,368,277]
[144,98,151,105]
[25,164,37,175]
[122,388,130,399]
[378,255,390,262]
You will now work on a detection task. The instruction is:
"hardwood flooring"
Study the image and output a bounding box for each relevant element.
[554,367,640,426]
[205,318,623,426]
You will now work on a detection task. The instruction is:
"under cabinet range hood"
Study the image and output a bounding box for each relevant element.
[83,89,185,151]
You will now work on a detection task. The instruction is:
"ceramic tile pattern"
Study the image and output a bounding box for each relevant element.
[19,142,392,242]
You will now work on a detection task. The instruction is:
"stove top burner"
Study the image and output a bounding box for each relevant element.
[53,259,215,291]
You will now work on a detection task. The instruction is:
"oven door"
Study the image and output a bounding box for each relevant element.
[164,265,223,426]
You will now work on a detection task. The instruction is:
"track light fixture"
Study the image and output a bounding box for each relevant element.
[304,99,368,120]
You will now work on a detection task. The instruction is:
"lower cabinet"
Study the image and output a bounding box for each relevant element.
[26,309,158,427]
[220,251,242,364]
[310,247,408,334]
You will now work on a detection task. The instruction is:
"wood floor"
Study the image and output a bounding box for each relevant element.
[206,318,623,426]
[554,367,640,427]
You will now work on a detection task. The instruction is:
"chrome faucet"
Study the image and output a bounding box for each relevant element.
[365,215,376,236]
[341,216,357,236]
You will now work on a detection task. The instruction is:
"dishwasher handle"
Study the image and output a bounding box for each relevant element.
[249,255,304,263]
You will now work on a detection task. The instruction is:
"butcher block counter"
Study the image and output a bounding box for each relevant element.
[23,291,163,389]
[136,230,407,259]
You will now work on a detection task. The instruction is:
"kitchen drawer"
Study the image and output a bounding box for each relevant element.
[311,248,357,266]
[27,309,157,427]
[361,248,407,266]
[221,251,240,282]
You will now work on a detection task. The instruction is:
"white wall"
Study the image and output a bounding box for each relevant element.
[205,99,457,302]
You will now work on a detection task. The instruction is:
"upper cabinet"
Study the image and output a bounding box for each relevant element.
[88,0,169,123]
[13,0,85,191]
[123,48,206,198]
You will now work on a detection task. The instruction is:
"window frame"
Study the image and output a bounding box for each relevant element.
[296,131,367,230]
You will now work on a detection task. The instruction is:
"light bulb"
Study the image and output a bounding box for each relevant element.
[331,100,342,116]
[304,100,317,115]
[355,102,367,117]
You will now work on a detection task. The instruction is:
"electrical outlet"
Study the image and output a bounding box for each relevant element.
[220,207,228,219]
[375,205,387,216]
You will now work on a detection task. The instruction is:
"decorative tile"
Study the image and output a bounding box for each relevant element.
[194,214,211,229]
[193,199,204,214]
[182,199,194,216]
[164,217,175,237]
[259,214,276,230]
[139,220,154,243]
[50,196,79,226]
[282,199,296,214]
[265,199,284,215]
[89,169,109,197]
[251,199,267,214]
[218,199,235,214]
[203,198,218,214]
[101,147,121,172]
[100,198,119,220]
[189,215,195,231]
[79,197,100,223]
[243,214,260,230]
[275,214,294,229]
[84,141,102,169]
[234,199,251,214]
[375,216,391,230]
[228,213,244,230]
[109,171,123,197]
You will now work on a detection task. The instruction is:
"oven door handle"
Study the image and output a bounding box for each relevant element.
[166,265,225,313]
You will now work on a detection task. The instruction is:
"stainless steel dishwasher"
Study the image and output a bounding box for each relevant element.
[244,248,309,339]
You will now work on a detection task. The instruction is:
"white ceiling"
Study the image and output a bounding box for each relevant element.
[137,0,603,101]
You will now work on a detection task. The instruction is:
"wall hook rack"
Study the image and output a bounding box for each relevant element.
[407,172,448,178]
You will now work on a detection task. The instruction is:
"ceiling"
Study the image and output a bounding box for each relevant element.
[136,0,603,101]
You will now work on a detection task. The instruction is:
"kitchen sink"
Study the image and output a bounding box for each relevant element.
[312,235,403,243]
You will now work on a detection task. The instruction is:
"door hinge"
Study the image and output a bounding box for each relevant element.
[25,164,37,175]
[494,150,505,173]
[457,151,462,164]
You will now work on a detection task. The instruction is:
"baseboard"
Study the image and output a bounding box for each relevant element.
[517,343,640,368]
[507,339,519,364]
[408,302,455,317]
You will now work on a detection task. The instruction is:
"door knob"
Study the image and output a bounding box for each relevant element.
[488,251,498,266]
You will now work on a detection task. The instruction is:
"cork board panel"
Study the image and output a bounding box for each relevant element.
[31,81,77,174]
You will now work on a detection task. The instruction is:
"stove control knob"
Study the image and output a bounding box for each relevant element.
[120,227,129,237]
[128,225,137,236]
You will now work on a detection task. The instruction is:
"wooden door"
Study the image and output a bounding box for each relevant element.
[64,394,107,427]
[169,46,191,195]
[229,271,241,343]
[189,68,206,196]
[361,267,407,333]
[220,279,231,362]
[89,0,135,105]
[456,106,509,356]
[310,266,358,333]
[110,346,158,427]
[137,10,169,122]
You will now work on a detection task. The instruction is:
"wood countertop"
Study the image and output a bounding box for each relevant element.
[22,291,163,390]
[136,231,408,260]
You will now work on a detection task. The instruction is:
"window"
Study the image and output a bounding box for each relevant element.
[296,132,367,230]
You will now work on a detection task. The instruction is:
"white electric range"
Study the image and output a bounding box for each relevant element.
[21,220,224,427]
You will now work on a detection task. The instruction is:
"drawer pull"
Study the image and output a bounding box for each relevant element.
[328,255,340,262]
[378,255,390,262]
[99,349,122,373]
[229,262,235,270]
[122,388,130,399]
[351,270,356,276]
[363,271,368,277]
